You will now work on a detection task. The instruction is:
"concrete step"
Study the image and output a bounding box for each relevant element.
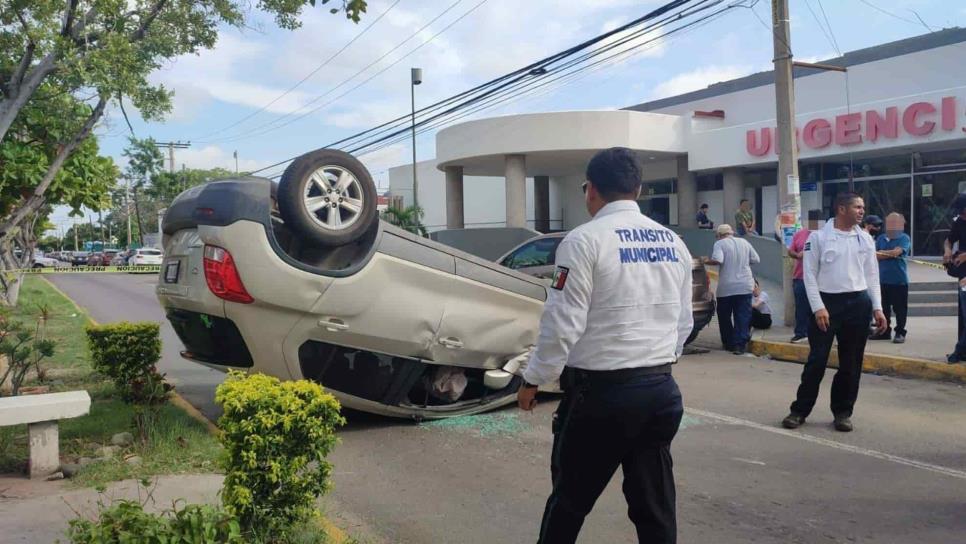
[909,291,958,304]
[909,281,958,292]
[907,302,958,317]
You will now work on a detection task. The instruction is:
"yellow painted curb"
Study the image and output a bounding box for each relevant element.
[169,391,221,436]
[318,516,351,544]
[749,339,966,384]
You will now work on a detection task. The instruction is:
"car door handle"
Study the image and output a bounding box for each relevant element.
[438,337,463,349]
[319,318,349,332]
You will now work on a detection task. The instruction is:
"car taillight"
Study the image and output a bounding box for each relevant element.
[203,245,253,304]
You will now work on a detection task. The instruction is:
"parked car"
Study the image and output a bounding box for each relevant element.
[99,249,120,266]
[31,251,65,269]
[129,248,163,266]
[110,250,131,266]
[88,252,104,266]
[70,251,90,267]
[497,232,715,345]
[157,149,544,419]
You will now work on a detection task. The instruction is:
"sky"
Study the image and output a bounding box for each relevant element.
[48,0,966,235]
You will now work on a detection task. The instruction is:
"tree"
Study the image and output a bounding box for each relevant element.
[382,205,428,237]
[0,0,367,304]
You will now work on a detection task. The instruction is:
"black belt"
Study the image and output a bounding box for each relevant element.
[561,363,673,389]
[819,291,867,299]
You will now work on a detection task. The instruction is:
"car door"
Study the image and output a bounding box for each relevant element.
[499,237,563,279]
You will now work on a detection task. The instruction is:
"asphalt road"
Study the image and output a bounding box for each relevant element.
[50,273,966,544]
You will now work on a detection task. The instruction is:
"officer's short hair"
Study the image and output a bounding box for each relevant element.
[586,148,642,200]
[834,192,862,214]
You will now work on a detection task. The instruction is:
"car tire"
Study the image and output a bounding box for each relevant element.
[32,263,42,269]
[277,149,378,247]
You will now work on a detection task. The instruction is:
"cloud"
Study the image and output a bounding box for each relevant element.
[650,65,755,100]
[173,145,269,172]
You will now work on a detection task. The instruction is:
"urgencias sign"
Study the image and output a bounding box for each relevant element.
[746,96,963,156]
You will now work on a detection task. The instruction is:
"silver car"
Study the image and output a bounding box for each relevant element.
[157,150,546,419]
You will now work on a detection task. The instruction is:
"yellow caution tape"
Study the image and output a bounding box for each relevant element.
[9,265,162,274]
[906,258,948,271]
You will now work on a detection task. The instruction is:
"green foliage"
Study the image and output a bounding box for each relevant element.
[382,205,428,236]
[67,498,243,544]
[86,321,167,401]
[216,372,345,541]
[0,310,56,396]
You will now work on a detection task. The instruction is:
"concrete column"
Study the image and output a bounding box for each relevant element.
[444,166,464,229]
[28,421,58,479]
[534,175,550,233]
[505,154,527,228]
[723,168,745,229]
[676,156,697,229]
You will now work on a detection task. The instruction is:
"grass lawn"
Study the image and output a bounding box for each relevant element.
[0,276,222,487]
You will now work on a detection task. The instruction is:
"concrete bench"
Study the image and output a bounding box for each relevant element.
[0,391,91,479]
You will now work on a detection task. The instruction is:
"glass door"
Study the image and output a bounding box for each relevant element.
[820,176,911,227]
[913,171,966,256]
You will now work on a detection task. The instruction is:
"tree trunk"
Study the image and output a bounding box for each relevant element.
[0,53,58,145]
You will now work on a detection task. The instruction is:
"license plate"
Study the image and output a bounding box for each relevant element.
[164,261,180,283]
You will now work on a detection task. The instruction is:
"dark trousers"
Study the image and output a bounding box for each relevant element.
[538,371,683,544]
[790,291,872,418]
[717,294,752,350]
[955,288,966,356]
[793,279,810,338]
[751,310,772,329]
[880,283,908,336]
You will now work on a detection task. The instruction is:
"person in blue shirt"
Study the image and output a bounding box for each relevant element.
[871,213,911,343]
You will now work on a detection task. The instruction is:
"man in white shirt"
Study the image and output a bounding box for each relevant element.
[782,192,887,432]
[703,224,760,354]
[518,147,692,544]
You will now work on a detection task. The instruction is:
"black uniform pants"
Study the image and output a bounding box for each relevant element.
[880,283,908,336]
[537,369,683,544]
[790,291,872,418]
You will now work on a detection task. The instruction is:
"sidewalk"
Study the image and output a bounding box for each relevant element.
[0,473,223,543]
[701,262,966,384]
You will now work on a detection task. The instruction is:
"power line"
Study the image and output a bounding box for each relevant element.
[804,0,840,56]
[199,0,473,144]
[191,0,404,141]
[251,0,714,175]
[814,0,842,54]
[856,0,935,32]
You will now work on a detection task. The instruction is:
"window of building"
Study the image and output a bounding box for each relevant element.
[822,154,910,180]
[915,149,966,171]
[695,173,723,191]
[641,178,676,196]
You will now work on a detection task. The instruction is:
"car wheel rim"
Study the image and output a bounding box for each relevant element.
[303,165,364,232]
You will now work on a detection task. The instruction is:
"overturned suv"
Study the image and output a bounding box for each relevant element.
[157,150,545,419]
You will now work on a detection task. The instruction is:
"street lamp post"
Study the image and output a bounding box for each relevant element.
[410,68,422,210]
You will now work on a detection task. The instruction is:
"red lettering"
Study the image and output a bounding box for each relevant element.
[803,118,832,148]
[866,107,898,142]
[942,96,957,131]
[903,102,936,136]
[835,113,863,145]
[746,127,771,156]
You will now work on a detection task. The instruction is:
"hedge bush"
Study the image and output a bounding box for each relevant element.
[67,499,242,543]
[215,372,345,541]
[86,322,166,403]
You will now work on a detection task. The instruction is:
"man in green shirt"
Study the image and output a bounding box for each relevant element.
[735,199,756,236]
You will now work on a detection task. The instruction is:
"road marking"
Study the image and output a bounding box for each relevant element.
[686,407,966,481]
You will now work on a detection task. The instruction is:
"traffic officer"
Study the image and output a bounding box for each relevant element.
[518,147,693,544]
[782,192,887,433]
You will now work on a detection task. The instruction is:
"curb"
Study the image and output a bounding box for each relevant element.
[749,339,966,384]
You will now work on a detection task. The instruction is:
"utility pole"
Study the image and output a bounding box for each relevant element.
[153,141,191,173]
[99,211,105,248]
[772,0,800,327]
[125,178,132,248]
[73,220,79,252]
[410,68,422,210]
[233,150,239,175]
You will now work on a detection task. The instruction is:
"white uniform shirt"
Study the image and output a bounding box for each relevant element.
[711,236,760,297]
[522,200,694,386]
[803,219,882,312]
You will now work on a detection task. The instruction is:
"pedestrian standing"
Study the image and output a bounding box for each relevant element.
[703,224,760,354]
[518,147,693,544]
[787,211,821,343]
[944,193,966,363]
[872,213,911,343]
[735,199,756,236]
[751,279,773,330]
[862,214,883,238]
[696,203,714,229]
[782,192,887,433]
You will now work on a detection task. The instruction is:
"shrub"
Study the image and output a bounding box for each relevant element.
[0,312,55,396]
[86,322,168,404]
[86,322,170,441]
[67,499,242,543]
[216,372,345,541]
